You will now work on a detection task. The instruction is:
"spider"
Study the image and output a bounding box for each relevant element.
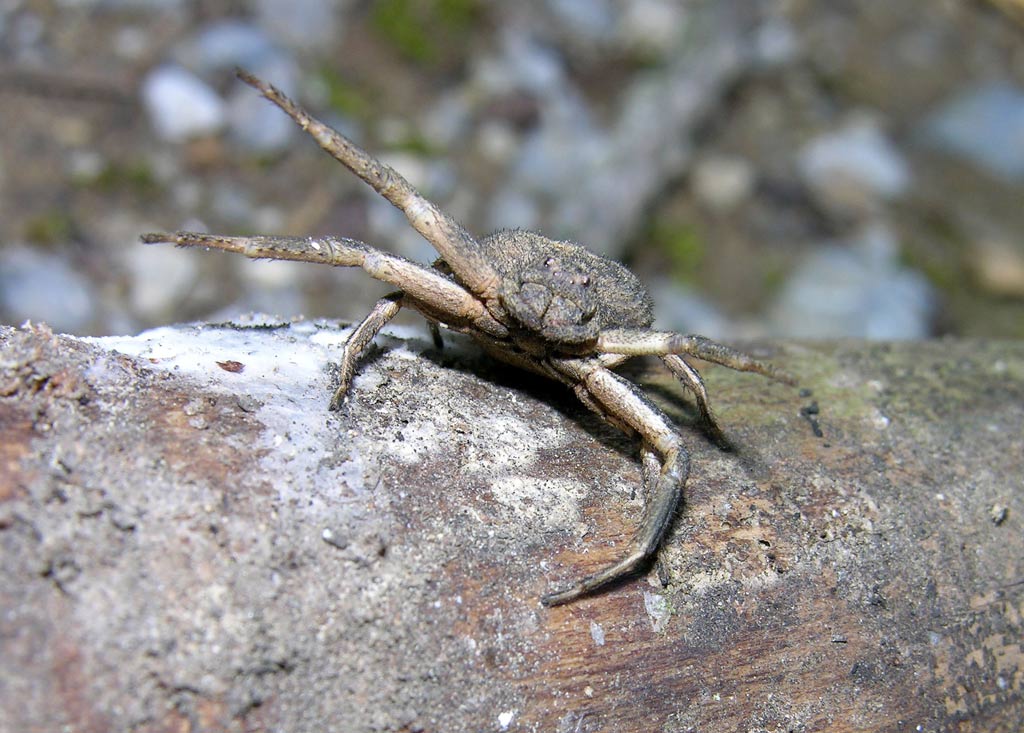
[144,70,792,607]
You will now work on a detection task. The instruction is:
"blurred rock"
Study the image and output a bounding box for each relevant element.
[209,181,258,225]
[113,25,150,60]
[66,149,106,183]
[178,20,278,73]
[142,65,226,142]
[422,90,475,149]
[619,0,688,56]
[770,224,934,339]
[690,154,755,212]
[0,245,96,333]
[546,14,753,258]
[487,189,540,233]
[174,19,300,152]
[546,0,616,43]
[480,29,607,236]
[126,239,201,321]
[924,81,1024,182]
[651,282,733,338]
[798,115,910,213]
[254,0,346,52]
[752,15,800,67]
[475,119,519,165]
[507,92,601,199]
[8,10,45,64]
[230,261,310,320]
[970,236,1024,297]
[472,32,566,98]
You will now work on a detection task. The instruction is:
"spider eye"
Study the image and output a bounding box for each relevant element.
[581,276,590,287]
[545,257,556,267]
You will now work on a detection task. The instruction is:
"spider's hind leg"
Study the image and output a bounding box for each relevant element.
[330,291,403,410]
[543,361,690,606]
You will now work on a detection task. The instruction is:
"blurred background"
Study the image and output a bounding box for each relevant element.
[1,0,1023,340]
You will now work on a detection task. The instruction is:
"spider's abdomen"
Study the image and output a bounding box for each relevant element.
[480,230,655,344]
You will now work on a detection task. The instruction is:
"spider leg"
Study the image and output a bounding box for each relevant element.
[428,321,444,350]
[141,232,508,339]
[235,70,501,299]
[597,329,794,384]
[573,380,664,499]
[542,359,690,606]
[571,382,635,436]
[660,354,729,448]
[330,292,403,410]
[639,442,660,488]
[635,442,675,586]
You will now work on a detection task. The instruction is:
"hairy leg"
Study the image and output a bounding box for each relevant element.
[141,232,508,339]
[330,292,403,410]
[428,321,444,350]
[661,354,729,447]
[573,381,661,500]
[542,358,690,606]
[236,71,500,299]
[597,329,794,384]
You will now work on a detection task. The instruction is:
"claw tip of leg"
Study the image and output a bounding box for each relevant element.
[235,66,256,85]
[540,587,576,607]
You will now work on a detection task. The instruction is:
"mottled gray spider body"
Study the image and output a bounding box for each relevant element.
[144,70,790,606]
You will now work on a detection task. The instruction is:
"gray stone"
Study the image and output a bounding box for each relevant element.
[141,64,226,142]
[254,0,347,51]
[924,80,1024,182]
[178,19,278,73]
[0,245,96,333]
[799,115,910,205]
[770,224,934,338]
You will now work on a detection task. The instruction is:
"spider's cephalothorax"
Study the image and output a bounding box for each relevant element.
[144,70,792,607]
[500,253,599,345]
[484,229,653,351]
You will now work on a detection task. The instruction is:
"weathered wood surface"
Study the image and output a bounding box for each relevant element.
[1,320,1021,732]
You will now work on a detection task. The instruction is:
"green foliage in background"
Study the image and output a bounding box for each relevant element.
[371,0,481,65]
[649,219,706,285]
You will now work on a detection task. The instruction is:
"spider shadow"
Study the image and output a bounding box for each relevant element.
[439,340,639,462]
[343,331,635,460]
[343,335,770,484]
[341,334,773,599]
[634,358,774,482]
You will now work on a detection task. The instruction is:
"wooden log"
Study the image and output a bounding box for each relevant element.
[1,320,1021,732]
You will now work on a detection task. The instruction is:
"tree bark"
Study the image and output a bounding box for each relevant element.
[1,320,1021,732]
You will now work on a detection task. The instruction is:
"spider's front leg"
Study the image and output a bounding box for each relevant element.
[331,292,403,410]
[142,232,506,336]
[142,232,510,406]
[597,329,794,384]
[542,359,690,606]
[235,71,502,300]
